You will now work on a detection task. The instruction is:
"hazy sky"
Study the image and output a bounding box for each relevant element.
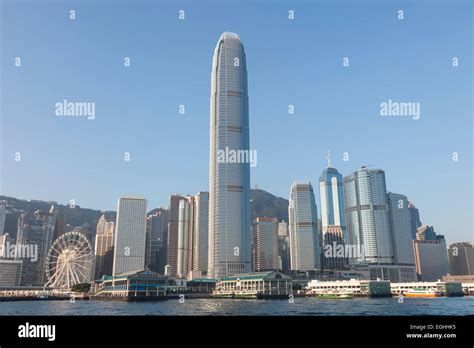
[1,0,472,245]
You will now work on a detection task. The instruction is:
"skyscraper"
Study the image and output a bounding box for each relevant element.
[146,208,169,274]
[208,32,251,278]
[193,192,209,275]
[94,214,115,278]
[408,201,422,240]
[112,197,147,276]
[322,225,347,270]
[168,193,209,278]
[277,220,290,272]
[448,242,474,275]
[16,210,55,286]
[387,193,415,265]
[413,228,450,281]
[167,194,186,277]
[319,154,346,238]
[343,167,393,264]
[0,203,6,235]
[252,217,278,272]
[387,193,417,281]
[177,197,194,278]
[288,182,321,272]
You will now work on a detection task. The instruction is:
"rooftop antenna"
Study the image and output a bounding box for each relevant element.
[326,150,332,168]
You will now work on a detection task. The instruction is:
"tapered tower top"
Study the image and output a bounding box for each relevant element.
[219,32,241,42]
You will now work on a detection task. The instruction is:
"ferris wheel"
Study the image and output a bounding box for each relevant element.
[45,231,94,289]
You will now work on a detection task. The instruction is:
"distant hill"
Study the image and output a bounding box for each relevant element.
[250,189,288,223]
[0,195,114,240]
[1,188,289,238]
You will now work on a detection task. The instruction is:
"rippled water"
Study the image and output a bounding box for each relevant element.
[1,297,474,316]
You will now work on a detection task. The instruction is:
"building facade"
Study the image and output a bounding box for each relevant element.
[413,230,450,281]
[208,32,252,278]
[168,192,209,279]
[343,167,393,264]
[288,182,321,272]
[112,197,147,276]
[193,192,209,275]
[252,217,278,272]
[167,195,186,277]
[322,225,347,270]
[448,242,474,276]
[387,193,415,265]
[408,202,422,240]
[0,203,6,235]
[94,214,115,279]
[319,162,346,238]
[16,210,55,286]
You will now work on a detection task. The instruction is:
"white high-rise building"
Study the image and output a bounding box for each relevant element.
[288,182,321,271]
[112,197,147,275]
[208,32,251,278]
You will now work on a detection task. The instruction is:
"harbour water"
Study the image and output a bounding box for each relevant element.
[1,297,474,316]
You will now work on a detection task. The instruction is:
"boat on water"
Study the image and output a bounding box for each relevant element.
[314,291,354,300]
[212,290,259,299]
[404,288,442,298]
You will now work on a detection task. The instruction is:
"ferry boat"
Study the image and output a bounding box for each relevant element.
[404,288,442,298]
[211,290,259,299]
[314,290,354,300]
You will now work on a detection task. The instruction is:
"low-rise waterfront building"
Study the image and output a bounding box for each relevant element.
[93,269,167,301]
[390,281,464,297]
[307,279,392,297]
[213,271,292,299]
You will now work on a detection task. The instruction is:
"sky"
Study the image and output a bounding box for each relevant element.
[1,0,472,245]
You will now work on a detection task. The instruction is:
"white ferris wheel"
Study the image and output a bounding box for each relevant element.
[45,231,94,289]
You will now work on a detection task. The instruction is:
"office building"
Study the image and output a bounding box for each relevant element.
[208,32,252,278]
[252,217,278,272]
[319,156,346,238]
[16,210,55,286]
[94,214,115,278]
[408,201,422,240]
[0,203,6,235]
[343,167,393,264]
[413,227,450,281]
[448,242,474,275]
[112,197,147,275]
[288,182,321,271]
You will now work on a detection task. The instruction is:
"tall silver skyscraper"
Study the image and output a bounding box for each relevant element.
[343,167,393,264]
[288,182,321,271]
[208,32,251,278]
[318,154,346,238]
[112,197,147,275]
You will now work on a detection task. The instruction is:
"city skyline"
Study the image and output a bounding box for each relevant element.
[1,2,472,247]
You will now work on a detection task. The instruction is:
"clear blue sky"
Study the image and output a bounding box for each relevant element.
[1,0,472,245]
